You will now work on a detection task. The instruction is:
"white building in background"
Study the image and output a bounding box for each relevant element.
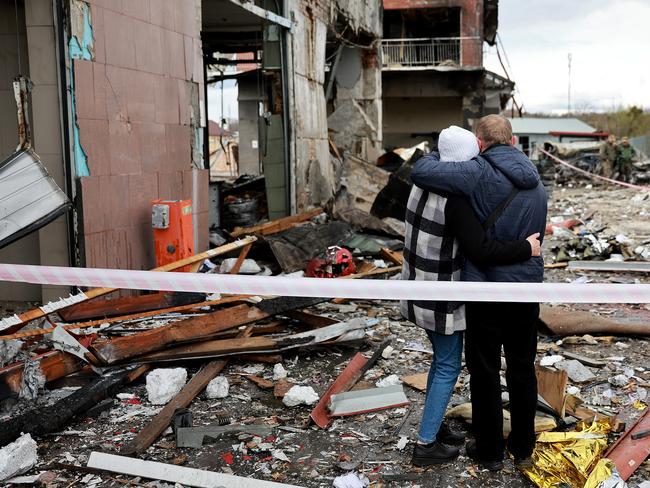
[509,117,605,158]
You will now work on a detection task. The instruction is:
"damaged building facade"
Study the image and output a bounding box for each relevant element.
[382,0,513,148]
[0,0,382,300]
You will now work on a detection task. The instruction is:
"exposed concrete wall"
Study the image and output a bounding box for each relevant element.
[73,0,208,271]
[383,96,462,148]
[0,0,42,301]
[289,0,382,212]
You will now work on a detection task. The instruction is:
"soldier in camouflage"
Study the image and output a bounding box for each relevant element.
[616,137,636,182]
[599,134,617,179]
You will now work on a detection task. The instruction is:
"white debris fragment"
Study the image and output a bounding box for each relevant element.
[540,355,564,367]
[381,345,395,359]
[555,360,596,383]
[372,259,387,268]
[205,376,229,399]
[282,386,319,407]
[240,364,265,375]
[376,374,402,388]
[567,386,581,396]
[146,368,188,405]
[116,393,135,400]
[396,436,409,451]
[0,340,22,367]
[273,363,288,380]
[219,258,261,274]
[333,472,369,488]
[272,450,290,462]
[0,433,38,482]
[614,342,630,349]
[608,374,629,387]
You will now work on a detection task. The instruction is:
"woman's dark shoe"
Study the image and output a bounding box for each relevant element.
[437,422,466,445]
[411,441,460,467]
[465,440,504,471]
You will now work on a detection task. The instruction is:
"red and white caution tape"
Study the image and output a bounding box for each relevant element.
[540,148,650,192]
[1,263,650,304]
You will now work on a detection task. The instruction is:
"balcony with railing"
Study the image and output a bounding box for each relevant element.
[381,37,481,70]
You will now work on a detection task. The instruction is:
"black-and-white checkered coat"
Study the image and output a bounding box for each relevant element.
[400,186,466,335]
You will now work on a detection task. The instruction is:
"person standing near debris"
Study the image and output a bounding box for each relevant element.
[410,115,547,472]
[599,134,618,179]
[616,136,636,182]
[403,125,542,467]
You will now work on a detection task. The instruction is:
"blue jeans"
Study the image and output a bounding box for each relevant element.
[417,329,464,444]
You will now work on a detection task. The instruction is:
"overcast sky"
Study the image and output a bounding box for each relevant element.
[209,0,650,121]
[483,0,650,113]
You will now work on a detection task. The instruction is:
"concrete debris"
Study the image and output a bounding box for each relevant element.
[272,363,288,381]
[0,433,38,482]
[282,386,319,407]
[332,472,369,488]
[376,374,402,388]
[220,258,262,274]
[146,368,188,405]
[555,360,597,383]
[540,354,564,367]
[609,374,630,387]
[205,376,229,399]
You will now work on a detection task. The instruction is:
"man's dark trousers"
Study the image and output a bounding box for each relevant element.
[465,302,539,461]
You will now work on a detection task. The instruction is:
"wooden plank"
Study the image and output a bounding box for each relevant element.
[402,373,428,392]
[90,304,267,364]
[535,364,568,417]
[90,296,324,364]
[120,328,253,456]
[0,337,94,400]
[58,292,206,322]
[231,208,323,238]
[379,248,404,266]
[285,310,339,329]
[0,236,257,335]
[228,243,253,274]
[1,295,253,341]
[135,336,278,362]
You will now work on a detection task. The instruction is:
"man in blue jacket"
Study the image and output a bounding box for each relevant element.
[410,114,547,471]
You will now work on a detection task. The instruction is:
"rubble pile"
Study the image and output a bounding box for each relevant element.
[0,180,648,487]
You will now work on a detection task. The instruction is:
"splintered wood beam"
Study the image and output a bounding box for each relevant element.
[58,292,207,322]
[0,337,94,400]
[90,296,324,365]
[133,336,279,362]
[230,208,324,237]
[0,236,257,335]
[1,295,253,342]
[121,327,254,456]
[228,243,253,274]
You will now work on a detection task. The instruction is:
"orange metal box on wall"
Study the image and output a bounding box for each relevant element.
[152,200,194,269]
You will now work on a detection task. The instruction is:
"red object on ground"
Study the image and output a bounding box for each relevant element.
[305,246,356,278]
[220,452,234,465]
[604,408,650,480]
[545,218,582,235]
[310,352,369,428]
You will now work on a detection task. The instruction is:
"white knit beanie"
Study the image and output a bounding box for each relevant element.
[438,125,480,162]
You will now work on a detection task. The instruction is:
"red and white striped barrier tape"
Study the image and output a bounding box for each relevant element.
[540,148,650,192]
[1,263,650,304]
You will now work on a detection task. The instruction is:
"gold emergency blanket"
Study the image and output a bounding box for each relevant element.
[521,419,614,488]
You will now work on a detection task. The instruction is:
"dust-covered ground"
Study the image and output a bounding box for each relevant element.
[1,183,650,487]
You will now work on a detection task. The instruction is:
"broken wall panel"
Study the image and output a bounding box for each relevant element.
[72,0,208,270]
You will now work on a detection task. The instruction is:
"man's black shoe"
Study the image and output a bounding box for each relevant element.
[411,441,460,467]
[437,422,466,445]
[465,440,504,472]
[513,455,533,470]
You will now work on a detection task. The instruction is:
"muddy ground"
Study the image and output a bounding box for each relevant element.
[1,183,650,487]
